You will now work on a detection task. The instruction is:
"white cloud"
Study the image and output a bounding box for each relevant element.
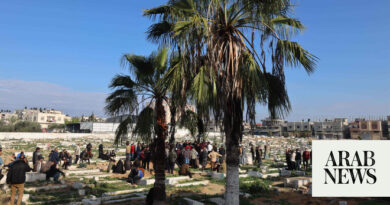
[0,79,107,117]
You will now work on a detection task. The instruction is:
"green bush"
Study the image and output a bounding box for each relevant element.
[240,180,271,196]
[78,163,87,168]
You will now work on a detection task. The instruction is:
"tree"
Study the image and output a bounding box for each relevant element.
[105,47,172,203]
[145,0,318,204]
[65,117,81,124]
[13,121,41,132]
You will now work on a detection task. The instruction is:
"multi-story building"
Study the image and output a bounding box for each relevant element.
[0,110,17,123]
[313,118,348,139]
[286,120,314,137]
[349,119,382,140]
[15,108,71,129]
[255,118,286,136]
[384,116,390,138]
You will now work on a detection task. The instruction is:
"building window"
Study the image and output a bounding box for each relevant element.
[58,117,62,121]
[41,117,44,121]
[372,123,378,129]
[362,124,367,129]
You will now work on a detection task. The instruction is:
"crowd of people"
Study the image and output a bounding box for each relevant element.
[285,148,312,171]
[0,141,313,205]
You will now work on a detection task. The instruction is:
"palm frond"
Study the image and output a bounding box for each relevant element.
[265,72,291,118]
[178,110,198,137]
[147,21,174,43]
[114,116,134,145]
[133,107,156,141]
[276,40,318,73]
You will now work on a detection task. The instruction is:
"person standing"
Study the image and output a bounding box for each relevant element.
[125,141,131,161]
[295,149,302,170]
[207,142,213,153]
[0,148,3,181]
[200,147,208,171]
[74,144,81,164]
[98,143,104,159]
[302,148,310,170]
[256,147,263,168]
[7,154,32,205]
[144,147,151,171]
[140,148,146,169]
[290,150,296,170]
[168,148,177,174]
[130,143,135,161]
[208,148,222,171]
[250,144,255,164]
[285,149,291,170]
[239,146,243,165]
[49,148,60,164]
[190,147,198,168]
[183,147,191,165]
[34,156,45,173]
[32,147,41,171]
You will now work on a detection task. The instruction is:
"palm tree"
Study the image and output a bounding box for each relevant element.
[105,47,171,202]
[145,0,318,204]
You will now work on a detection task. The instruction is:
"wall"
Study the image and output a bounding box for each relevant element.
[0,132,115,140]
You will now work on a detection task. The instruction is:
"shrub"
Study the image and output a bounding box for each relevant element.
[240,180,271,197]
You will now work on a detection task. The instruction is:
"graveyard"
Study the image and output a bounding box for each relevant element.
[0,134,388,205]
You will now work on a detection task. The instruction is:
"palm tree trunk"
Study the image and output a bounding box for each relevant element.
[153,96,167,203]
[224,96,242,205]
[169,104,176,144]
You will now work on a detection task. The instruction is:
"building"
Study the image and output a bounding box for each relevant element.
[349,119,382,140]
[15,108,71,129]
[80,122,121,133]
[80,114,106,123]
[106,115,138,123]
[383,116,390,138]
[313,118,348,139]
[255,118,286,136]
[0,110,17,123]
[286,120,314,137]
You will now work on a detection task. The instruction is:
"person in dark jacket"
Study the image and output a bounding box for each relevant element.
[7,154,31,205]
[98,143,104,159]
[295,149,302,170]
[113,160,125,174]
[200,148,208,171]
[144,147,151,171]
[49,148,60,164]
[45,162,65,182]
[32,147,41,170]
[61,150,72,170]
[218,146,226,164]
[168,149,177,174]
[128,166,144,185]
[286,148,291,170]
[302,148,310,170]
[256,147,263,168]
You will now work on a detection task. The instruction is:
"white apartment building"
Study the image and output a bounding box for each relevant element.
[15,108,71,129]
[286,121,313,133]
[313,118,348,139]
[0,111,17,122]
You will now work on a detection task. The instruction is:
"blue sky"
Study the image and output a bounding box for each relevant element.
[0,0,389,120]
